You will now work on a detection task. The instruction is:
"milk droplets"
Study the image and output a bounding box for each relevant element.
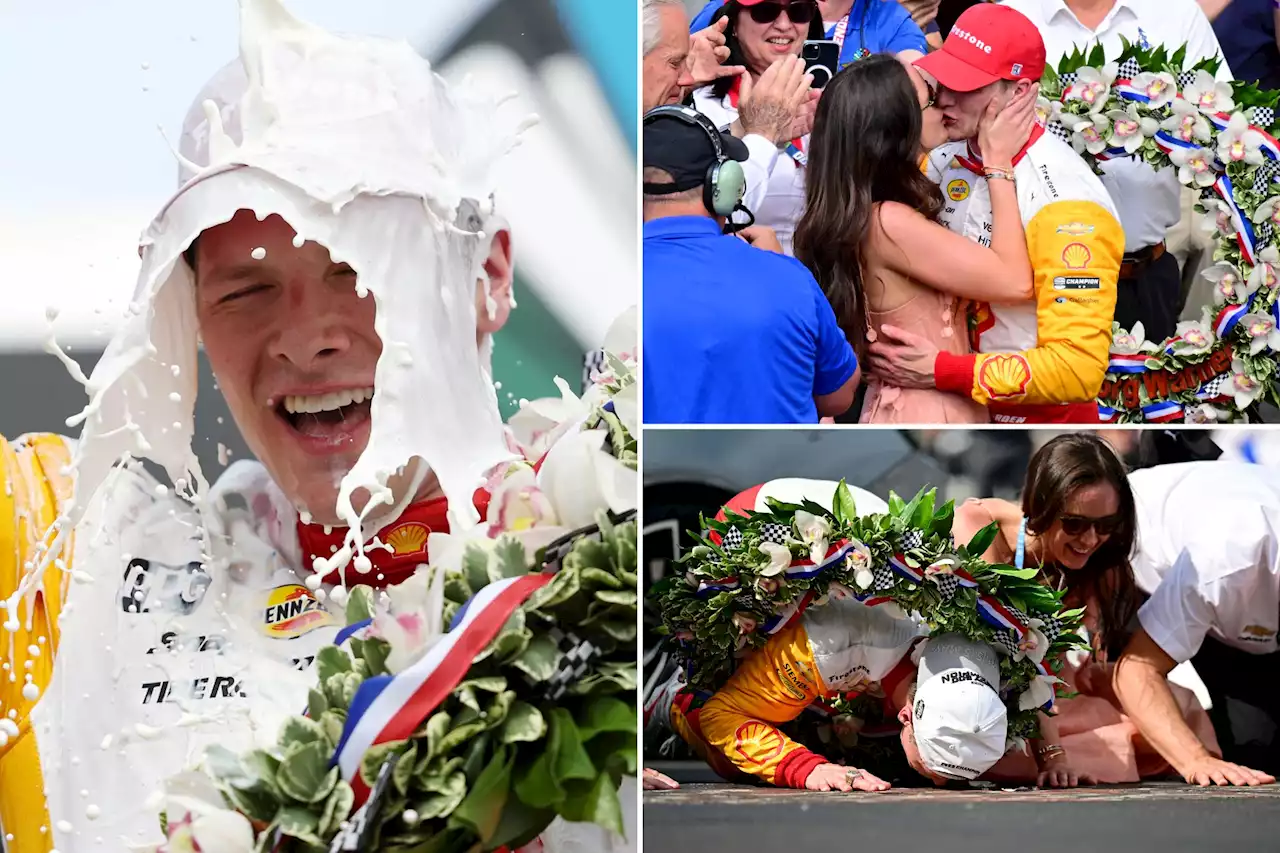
[250,247,267,260]
[21,682,39,701]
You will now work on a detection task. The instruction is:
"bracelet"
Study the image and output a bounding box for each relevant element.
[983,167,1015,182]
[1036,744,1066,760]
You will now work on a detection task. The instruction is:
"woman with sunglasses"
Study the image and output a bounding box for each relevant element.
[793,55,1036,424]
[951,432,1218,786]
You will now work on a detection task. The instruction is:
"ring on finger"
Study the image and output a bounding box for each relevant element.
[846,768,863,783]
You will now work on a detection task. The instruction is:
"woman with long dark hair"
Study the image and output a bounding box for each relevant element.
[793,54,1037,423]
[951,433,1219,786]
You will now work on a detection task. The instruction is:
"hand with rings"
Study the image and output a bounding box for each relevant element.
[804,762,892,791]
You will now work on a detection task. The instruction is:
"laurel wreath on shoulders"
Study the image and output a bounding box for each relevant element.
[652,482,1087,749]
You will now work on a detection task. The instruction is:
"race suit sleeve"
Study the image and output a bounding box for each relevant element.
[0,433,75,853]
[695,620,829,788]
[933,199,1124,407]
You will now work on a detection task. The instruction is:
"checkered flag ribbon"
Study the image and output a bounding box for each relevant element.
[932,572,960,600]
[1116,57,1142,79]
[760,522,790,545]
[1059,71,1078,87]
[991,628,1021,657]
[1046,120,1072,144]
[1253,106,1276,129]
[1198,373,1228,400]
[1259,219,1276,247]
[1177,70,1198,89]
[901,529,924,551]
[1038,614,1069,643]
[872,563,896,591]
[722,526,744,551]
[1253,158,1280,195]
[542,628,601,701]
[1006,603,1031,626]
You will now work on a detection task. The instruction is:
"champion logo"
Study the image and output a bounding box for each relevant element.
[949,26,994,54]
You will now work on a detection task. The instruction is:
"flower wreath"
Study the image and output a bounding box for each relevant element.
[156,334,639,853]
[1036,39,1280,423]
[652,482,1087,752]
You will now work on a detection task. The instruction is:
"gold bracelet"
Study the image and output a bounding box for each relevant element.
[983,167,1015,182]
[1036,744,1066,760]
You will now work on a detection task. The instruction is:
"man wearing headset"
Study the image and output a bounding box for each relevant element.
[642,106,859,424]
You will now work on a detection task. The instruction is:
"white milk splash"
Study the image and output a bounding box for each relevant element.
[6,0,535,620]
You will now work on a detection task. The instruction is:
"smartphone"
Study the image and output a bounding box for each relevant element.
[802,40,841,89]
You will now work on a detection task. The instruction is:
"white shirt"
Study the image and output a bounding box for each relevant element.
[693,85,808,255]
[1130,462,1280,663]
[1000,0,1234,251]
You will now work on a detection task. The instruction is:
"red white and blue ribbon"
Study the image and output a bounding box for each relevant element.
[888,553,922,583]
[1214,173,1260,266]
[697,576,740,597]
[762,590,815,635]
[786,540,855,580]
[1097,403,1120,422]
[951,568,980,590]
[1141,400,1184,422]
[976,595,1027,639]
[1108,352,1151,374]
[1214,295,1254,338]
[1113,79,1152,104]
[330,573,551,806]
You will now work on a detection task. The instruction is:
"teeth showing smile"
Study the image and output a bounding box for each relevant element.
[282,387,374,415]
[767,37,793,45]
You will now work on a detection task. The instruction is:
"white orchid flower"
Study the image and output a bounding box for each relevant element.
[758,541,792,577]
[487,464,558,534]
[925,557,958,577]
[794,510,832,565]
[507,376,588,459]
[370,566,447,673]
[162,793,256,853]
[1227,357,1265,408]
[1069,64,1118,112]
[732,612,759,635]
[1201,198,1238,238]
[1217,112,1267,165]
[537,427,636,529]
[602,305,639,370]
[854,566,875,590]
[1105,102,1158,154]
[1071,113,1111,155]
[1131,70,1178,109]
[1185,403,1222,424]
[1253,196,1280,229]
[610,380,638,437]
[1169,320,1215,356]
[1014,620,1050,665]
[1035,95,1065,126]
[1169,145,1219,188]
[1018,674,1064,712]
[1249,246,1280,294]
[1241,313,1280,355]
[1109,320,1147,354]
[844,538,875,589]
[1202,261,1251,304]
[1161,98,1213,143]
[1183,69,1235,116]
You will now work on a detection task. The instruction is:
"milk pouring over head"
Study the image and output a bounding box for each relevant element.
[6,0,537,623]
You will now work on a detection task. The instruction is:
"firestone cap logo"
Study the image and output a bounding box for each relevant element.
[949,26,994,54]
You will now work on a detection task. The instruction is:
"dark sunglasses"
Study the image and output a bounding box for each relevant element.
[744,0,820,25]
[922,79,938,110]
[1059,514,1123,537]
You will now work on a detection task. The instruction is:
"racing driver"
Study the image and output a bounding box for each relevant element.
[870,4,1124,424]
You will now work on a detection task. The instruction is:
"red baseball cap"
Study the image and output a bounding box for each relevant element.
[915,4,1046,93]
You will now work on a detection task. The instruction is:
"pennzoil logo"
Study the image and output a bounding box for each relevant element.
[385,521,430,556]
[263,584,334,639]
[978,354,1032,400]
[734,720,786,764]
[947,179,970,201]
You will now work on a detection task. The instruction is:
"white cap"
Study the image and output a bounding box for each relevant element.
[911,634,1008,780]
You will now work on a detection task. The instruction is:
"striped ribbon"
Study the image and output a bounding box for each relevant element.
[888,553,923,583]
[785,539,855,580]
[1108,353,1151,374]
[1141,400,1184,423]
[761,590,816,635]
[1214,294,1254,338]
[976,595,1027,639]
[330,573,552,806]
[1214,173,1261,266]
[1097,404,1120,422]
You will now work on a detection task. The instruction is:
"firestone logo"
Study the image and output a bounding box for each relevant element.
[950,26,994,54]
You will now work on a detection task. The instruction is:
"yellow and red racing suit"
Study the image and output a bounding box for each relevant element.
[927,125,1124,423]
[670,598,923,787]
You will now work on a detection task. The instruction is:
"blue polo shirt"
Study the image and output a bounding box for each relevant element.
[690,0,928,65]
[1213,0,1280,93]
[644,216,857,424]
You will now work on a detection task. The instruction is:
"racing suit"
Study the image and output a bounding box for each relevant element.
[669,596,924,787]
[926,125,1125,423]
[0,434,486,852]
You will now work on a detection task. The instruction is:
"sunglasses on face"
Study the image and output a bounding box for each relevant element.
[922,79,938,110]
[1059,514,1123,537]
[744,0,820,25]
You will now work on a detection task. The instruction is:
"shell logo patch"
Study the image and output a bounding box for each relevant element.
[263,584,334,639]
[947,179,970,201]
[1062,242,1092,269]
[735,720,786,765]
[978,354,1032,400]
[385,521,430,556]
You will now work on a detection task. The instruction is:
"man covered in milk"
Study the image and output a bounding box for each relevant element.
[0,1,635,850]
